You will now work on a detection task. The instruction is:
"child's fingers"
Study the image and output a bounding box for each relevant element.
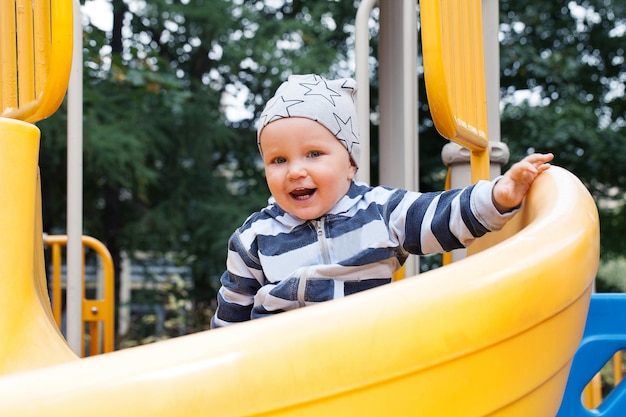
[520,153,553,174]
[525,152,554,166]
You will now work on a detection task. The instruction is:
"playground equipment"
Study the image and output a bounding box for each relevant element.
[1,0,111,358]
[0,125,602,415]
[0,0,73,122]
[44,234,115,356]
[421,0,490,182]
[557,294,626,416]
[0,121,601,415]
[0,0,608,416]
[0,0,76,374]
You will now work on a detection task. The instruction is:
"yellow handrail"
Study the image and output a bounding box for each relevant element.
[0,0,73,123]
[421,0,490,182]
[43,235,115,356]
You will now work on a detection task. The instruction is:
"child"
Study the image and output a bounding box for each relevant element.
[210,74,553,329]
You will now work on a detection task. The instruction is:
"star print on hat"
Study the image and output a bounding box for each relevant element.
[257,74,361,168]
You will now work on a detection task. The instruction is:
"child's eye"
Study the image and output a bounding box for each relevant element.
[271,156,286,164]
[308,151,322,158]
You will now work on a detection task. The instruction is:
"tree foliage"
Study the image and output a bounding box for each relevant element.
[499,0,626,261]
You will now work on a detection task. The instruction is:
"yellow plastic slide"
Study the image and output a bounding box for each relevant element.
[0,117,600,416]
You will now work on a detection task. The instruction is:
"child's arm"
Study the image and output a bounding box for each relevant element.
[492,153,554,213]
[210,233,263,329]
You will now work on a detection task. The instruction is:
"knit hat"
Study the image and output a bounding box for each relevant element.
[257,74,361,168]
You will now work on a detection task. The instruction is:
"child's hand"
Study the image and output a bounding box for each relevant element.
[492,153,554,213]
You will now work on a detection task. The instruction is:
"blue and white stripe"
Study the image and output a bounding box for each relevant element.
[211,180,514,328]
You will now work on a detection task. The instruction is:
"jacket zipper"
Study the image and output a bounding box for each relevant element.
[298,218,331,307]
[315,218,331,264]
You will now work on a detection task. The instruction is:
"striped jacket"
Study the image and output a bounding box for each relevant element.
[211,180,515,328]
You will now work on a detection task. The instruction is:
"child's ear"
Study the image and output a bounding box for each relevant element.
[348,162,357,181]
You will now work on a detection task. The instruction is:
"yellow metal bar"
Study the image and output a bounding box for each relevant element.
[470,149,491,183]
[51,242,62,328]
[468,2,481,132]
[16,0,35,106]
[82,236,115,354]
[34,0,52,98]
[1,1,19,111]
[89,321,99,357]
[31,0,73,123]
[44,235,116,355]
[80,242,86,357]
[442,167,453,265]
[1,0,73,123]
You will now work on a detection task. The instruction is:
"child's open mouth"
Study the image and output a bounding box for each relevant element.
[290,188,316,200]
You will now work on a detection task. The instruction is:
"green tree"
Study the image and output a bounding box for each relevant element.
[499,0,626,266]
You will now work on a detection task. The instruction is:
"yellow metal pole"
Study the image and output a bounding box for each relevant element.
[34,0,52,99]
[470,149,491,183]
[83,235,115,354]
[90,321,99,356]
[80,244,86,357]
[52,242,62,328]
[16,0,35,105]
[0,1,18,111]
[442,168,453,265]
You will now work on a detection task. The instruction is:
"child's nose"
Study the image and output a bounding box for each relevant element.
[287,161,307,179]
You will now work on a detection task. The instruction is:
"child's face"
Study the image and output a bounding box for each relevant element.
[259,117,357,220]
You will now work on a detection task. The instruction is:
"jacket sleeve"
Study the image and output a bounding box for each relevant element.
[390,179,517,255]
[210,231,263,329]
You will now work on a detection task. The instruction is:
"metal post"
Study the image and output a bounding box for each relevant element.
[66,0,83,354]
[483,0,502,163]
[354,0,378,185]
[379,0,419,276]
